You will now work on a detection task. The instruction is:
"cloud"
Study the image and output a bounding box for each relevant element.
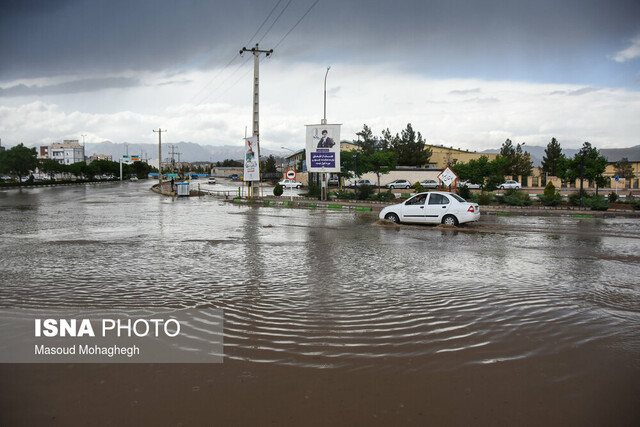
[610,35,640,63]
[2,63,639,152]
[449,88,481,95]
[0,77,141,97]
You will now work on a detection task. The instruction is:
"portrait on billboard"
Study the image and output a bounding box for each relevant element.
[243,136,260,181]
[305,124,341,173]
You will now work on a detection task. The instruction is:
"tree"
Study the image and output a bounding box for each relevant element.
[217,159,243,167]
[368,151,398,191]
[340,150,370,180]
[452,155,491,187]
[40,159,64,178]
[355,124,378,155]
[383,123,432,167]
[262,155,278,173]
[130,160,154,178]
[497,139,531,179]
[564,142,608,195]
[0,143,38,181]
[614,157,635,180]
[541,138,564,177]
[68,162,87,178]
[513,143,533,179]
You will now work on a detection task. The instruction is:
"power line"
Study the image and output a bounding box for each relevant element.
[188,0,321,107]
[192,55,253,106]
[187,0,285,107]
[274,0,321,49]
[258,0,294,44]
[246,0,283,46]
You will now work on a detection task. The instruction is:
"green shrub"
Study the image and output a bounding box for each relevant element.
[355,184,375,200]
[368,190,396,202]
[502,190,533,206]
[457,185,471,200]
[538,183,563,206]
[336,190,355,200]
[568,191,588,206]
[543,181,556,197]
[632,200,640,210]
[273,183,284,196]
[412,182,425,193]
[477,192,493,205]
[303,182,321,199]
[583,195,609,211]
[569,191,610,210]
[608,192,618,203]
[537,193,563,206]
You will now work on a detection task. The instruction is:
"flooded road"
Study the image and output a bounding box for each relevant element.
[1,181,639,425]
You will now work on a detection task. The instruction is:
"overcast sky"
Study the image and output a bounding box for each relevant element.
[1,0,639,153]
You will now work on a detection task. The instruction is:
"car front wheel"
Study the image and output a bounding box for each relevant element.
[499,186,504,190]
[442,215,458,226]
[385,213,400,224]
[296,185,301,189]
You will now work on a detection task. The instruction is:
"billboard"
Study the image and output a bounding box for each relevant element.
[305,124,341,173]
[243,136,260,181]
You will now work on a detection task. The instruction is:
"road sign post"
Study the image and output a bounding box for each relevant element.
[286,169,296,202]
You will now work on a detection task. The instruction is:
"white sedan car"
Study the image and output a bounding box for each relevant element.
[379,191,480,226]
[386,179,412,189]
[499,180,521,190]
[278,179,302,189]
[457,180,481,189]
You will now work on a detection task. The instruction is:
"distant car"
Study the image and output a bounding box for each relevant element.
[328,177,339,186]
[379,191,480,226]
[419,179,439,189]
[129,176,139,181]
[499,180,521,190]
[278,179,302,189]
[386,179,412,189]
[457,180,481,189]
[350,179,374,188]
[208,177,217,184]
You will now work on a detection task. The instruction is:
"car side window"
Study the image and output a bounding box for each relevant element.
[405,196,420,205]
[428,194,449,205]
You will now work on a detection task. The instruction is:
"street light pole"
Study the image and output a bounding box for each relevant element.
[81,134,87,163]
[323,66,330,125]
[321,66,331,201]
[579,143,589,209]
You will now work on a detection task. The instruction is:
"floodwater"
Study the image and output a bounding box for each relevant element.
[1,180,639,426]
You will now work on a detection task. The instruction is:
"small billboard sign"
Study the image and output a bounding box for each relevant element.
[305,124,341,173]
[438,166,458,187]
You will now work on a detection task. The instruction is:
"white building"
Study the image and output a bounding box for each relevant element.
[48,140,85,165]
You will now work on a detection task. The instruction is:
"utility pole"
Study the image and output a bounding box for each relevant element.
[81,134,87,163]
[153,129,166,187]
[240,43,273,198]
[169,145,180,174]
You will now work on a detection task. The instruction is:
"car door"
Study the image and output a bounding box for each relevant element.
[400,195,427,223]
[423,193,451,223]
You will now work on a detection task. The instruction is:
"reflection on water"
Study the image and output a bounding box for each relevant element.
[1,182,639,371]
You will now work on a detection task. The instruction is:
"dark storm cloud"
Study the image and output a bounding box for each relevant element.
[1,0,639,84]
[0,77,141,97]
